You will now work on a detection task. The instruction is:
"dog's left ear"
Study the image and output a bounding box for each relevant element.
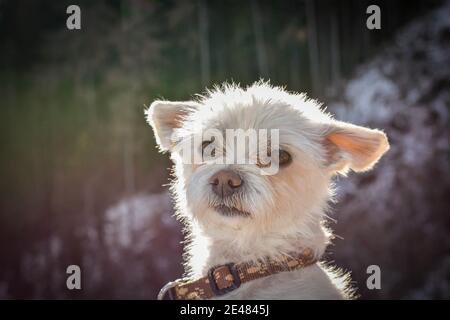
[323,121,389,173]
[145,100,200,152]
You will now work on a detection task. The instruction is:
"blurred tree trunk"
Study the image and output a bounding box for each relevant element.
[214,2,227,81]
[290,43,301,89]
[360,0,371,59]
[330,2,341,84]
[289,1,302,89]
[305,0,320,94]
[251,0,269,78]
[198,0,210,86]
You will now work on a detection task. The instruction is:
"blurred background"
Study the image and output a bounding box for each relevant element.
[0,0,449,299]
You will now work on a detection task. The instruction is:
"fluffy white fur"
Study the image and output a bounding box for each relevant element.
[146,81,389,299]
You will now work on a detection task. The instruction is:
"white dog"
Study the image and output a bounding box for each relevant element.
[146,81,389,300]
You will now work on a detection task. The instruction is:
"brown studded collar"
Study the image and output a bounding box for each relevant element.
[158,248,317,300]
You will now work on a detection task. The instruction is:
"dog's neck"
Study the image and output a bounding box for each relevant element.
[185,210,329,278]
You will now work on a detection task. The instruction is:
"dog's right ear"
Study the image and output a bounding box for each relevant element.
[145,100,200,152]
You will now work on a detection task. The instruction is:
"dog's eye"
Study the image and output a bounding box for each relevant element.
[256,149,291,168]
[279,150,292,166]
[202,140,212,151]
[202,139,215,158]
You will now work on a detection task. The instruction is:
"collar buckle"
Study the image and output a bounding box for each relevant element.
[207,263,241,296]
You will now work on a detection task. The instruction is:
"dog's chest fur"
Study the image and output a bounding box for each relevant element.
[184,230,352,299]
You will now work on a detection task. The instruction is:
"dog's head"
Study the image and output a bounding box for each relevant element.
[146,82,389,240]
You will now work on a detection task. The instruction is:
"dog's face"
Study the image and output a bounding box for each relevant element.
[146,83,389,239]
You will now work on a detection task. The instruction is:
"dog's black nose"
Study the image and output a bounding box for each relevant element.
[209,170,242,198]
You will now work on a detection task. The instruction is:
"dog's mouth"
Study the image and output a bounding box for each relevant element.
[214,205,251,218]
